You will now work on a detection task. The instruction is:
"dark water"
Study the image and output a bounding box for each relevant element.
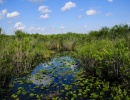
[8,56,79,100]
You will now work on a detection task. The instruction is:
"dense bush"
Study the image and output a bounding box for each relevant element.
[77,39,130,83]
[0,31,55,96]
[0,24,130,99]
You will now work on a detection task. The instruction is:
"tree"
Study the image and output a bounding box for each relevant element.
[0,28,2,34]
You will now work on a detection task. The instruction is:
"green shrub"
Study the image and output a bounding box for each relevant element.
[77,39,130,84]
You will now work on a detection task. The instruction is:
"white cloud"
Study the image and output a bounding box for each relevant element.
[38,6,51,20]
[79,9,83,11]
[60,25,65,30]
[127,23,130,25]
[108,0,113,2]
[40,14,49,19]
[38,5,51,13]
[8,20,13,24]
[29,0,44,3]
[84,25,88,28]
[7,11,20,18]
[61,1,76,12]
[78,15,83,18]
[0,9,7,19]
[0,0,4,4]
[28,26,45,33]
[14,22,25,30]
[106,12,113,16]
[9,28,13,30]
[86,9,97,16]
[1,9,7,14]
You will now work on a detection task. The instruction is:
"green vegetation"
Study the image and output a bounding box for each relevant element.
[0,28,2,34]
[0,24,130,99]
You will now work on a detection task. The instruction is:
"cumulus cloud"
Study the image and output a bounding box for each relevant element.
[0,9,7,19]
[9,28,13,30]
[78,15,83,18]
[29,0,44,3]
[84,25,88,28]
[40,14,49,19]
[108,0,113,2]
[7,11,20,18]
[59,25,65,30]
[38,5,51,13]
[86,9,97,16]
[106,12,113,16]
[61,1,76,11]
[38,5,51,20]
[127,23,130,25]
[0,0,4,4]
[28,26,45,33]
[79,9,83,11]
[8,20,13,24]
[14,22,25,30]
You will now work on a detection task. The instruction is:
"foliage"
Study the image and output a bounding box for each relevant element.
[0,24,130,99]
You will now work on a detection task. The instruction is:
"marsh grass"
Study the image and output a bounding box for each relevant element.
[1,24,130,99]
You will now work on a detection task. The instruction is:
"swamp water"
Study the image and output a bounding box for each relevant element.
[9,56,79,100]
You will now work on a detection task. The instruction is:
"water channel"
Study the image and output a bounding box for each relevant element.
[9,56,79,100]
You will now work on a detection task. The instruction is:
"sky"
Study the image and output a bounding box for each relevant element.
[0,0,130,35]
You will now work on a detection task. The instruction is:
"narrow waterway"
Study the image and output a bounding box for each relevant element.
[9,56,79,100]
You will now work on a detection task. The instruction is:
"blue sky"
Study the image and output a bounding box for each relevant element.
[0,0,130,34]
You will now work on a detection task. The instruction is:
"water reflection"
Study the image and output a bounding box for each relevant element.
[10,56,78,100]
[28,56,77,86]
[29,74,52,86]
